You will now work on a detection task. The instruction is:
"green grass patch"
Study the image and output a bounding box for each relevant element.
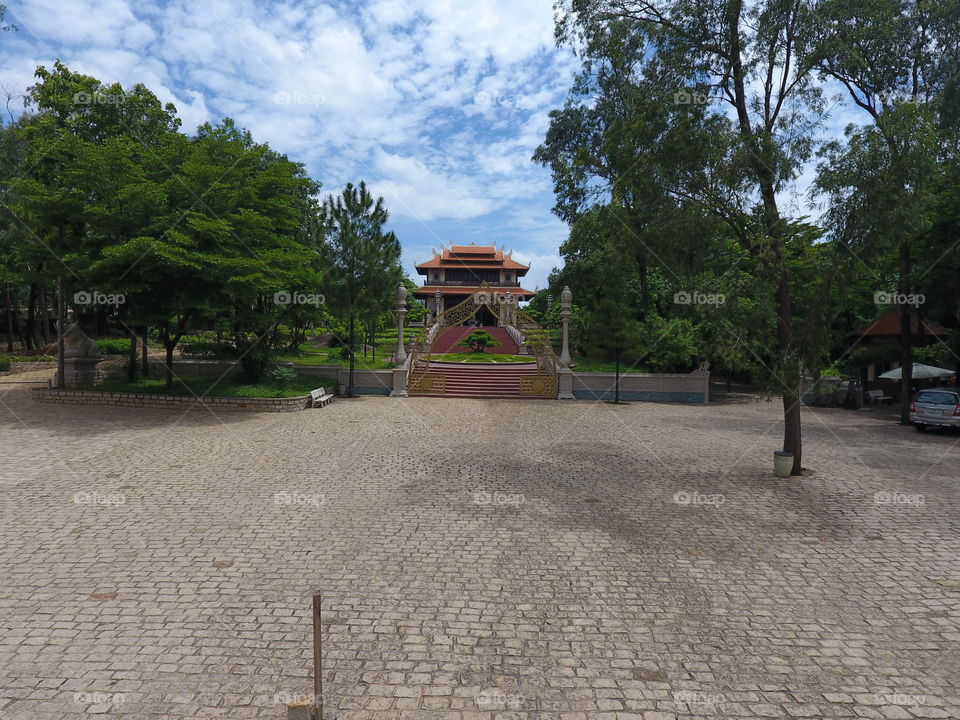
[431,352,533,364]
[95,374,335,398]
[275,347,394,369]
[569,355,650,373]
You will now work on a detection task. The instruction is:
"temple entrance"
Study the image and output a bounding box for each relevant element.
[407,284,558,398]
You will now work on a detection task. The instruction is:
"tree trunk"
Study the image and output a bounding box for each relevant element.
[56,270,65,390]
[347,314,356,397]
[898,240,913,424]
[3,282,14,353]
[775,266,802,475]
[25,281,38,350]
[163,335,175,388]
[140,326,149,378]
[127,325,138,382]
[40,288,50,345]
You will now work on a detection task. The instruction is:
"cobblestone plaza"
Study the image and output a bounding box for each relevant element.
[1,375,958,719]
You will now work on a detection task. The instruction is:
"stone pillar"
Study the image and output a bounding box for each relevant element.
[559,286,572,368]
[557,286,575,399]
[434,289,442,318]
[56,356,104,389]
[393,284,407,365]
[503,291,513,326]
[546,294,553,313]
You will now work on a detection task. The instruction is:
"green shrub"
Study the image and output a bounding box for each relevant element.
[0,358,10,372]
[237,340,272,382]
[269,366,298,388]
[97,338,131,355]
[180,341,236,358]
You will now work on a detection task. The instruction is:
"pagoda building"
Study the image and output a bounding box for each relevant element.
[413,243,536,325]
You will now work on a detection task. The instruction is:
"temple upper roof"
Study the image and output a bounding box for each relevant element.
[415,243,529,275]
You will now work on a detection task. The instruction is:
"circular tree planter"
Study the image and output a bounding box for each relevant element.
[774,451,794,478]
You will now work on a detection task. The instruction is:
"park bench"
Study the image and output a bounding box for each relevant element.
[309,387,334,408]
[866,389,893,404]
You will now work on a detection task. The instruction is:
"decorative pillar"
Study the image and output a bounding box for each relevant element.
[434,289,442,318]
[503,291,513,326]
[557,286,575,399]
[546,294,554,313]
[394,284,407,365]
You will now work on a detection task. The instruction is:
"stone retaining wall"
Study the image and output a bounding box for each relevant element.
[572,371,709,403]
[31,388,313,412]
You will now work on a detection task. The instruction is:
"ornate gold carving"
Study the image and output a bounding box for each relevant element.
[519,375,557,396]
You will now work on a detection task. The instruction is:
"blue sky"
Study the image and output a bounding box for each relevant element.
[0,0,868,292]
[0,0,580,290]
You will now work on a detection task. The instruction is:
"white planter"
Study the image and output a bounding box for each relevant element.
[774,451,794,478]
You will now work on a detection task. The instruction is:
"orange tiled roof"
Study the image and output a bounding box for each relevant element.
[414,244,530,274]
[853,308,950,337]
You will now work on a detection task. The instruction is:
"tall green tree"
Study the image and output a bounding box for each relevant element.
[320,181,402,397]
[811,0,958,421]
[549,0,829,473]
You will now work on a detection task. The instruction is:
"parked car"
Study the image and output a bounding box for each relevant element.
[910,389,960,432]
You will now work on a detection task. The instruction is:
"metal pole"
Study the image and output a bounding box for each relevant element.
[312,594,323,720]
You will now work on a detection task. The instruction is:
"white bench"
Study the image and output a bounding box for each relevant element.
[310,387,334,408]
[867,389,893,404]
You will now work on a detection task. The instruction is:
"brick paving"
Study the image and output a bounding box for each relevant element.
[1,372,958,719]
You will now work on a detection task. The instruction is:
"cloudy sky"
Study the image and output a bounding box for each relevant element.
[1,0,865,292]
[0,0,580,289]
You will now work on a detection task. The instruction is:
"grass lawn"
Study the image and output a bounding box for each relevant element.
[569,355,650,373]
[431,352,534,363]
[95,374,335,398]
[275,345,394,369]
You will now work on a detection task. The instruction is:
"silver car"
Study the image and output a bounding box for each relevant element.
[911,389,960,432]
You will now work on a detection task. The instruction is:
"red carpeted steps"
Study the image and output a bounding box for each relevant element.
[410,362,551,398]
[431,326,520,355]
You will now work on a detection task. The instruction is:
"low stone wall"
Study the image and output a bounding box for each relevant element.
[0,361,57,375]
[572,371,709,403]
[173,360,393,396]
[32,388,313,413]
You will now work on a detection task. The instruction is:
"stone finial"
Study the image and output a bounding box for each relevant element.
[561,286,572,305]
[397,284,407,303]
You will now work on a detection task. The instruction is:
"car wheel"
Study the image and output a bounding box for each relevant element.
[915,423,927,432]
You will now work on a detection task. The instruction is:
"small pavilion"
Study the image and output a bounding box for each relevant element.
[413,243,536,325]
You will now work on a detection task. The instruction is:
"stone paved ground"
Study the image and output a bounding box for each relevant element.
[1,372,958,720]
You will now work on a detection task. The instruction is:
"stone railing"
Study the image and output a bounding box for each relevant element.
[32,387,315,412]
